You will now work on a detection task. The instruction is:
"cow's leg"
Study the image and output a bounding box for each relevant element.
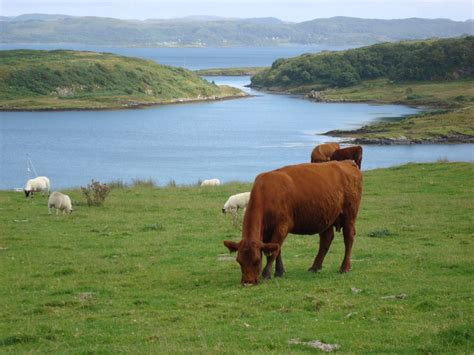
[308,227,334,272]
[262,225,287,279]
[340,220,356,273]
[274,252,285,277]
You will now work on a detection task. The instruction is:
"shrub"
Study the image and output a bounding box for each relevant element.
[108,179,126,189]
[132,178,156,188]
[81,179,110,206]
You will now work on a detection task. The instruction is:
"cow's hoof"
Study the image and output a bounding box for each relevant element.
[339,267,351,273]
[261,272,272,280]
[308,266,321,273]
[274,271,284,278]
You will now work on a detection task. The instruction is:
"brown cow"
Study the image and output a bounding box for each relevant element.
[310,142,340,163]
[330,146,363,169]
[224,161,362,285]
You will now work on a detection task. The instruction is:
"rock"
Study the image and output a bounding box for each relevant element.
[55,86,75,97]
[381,293,408,300]
[305,90,324,101]
[289,338,340,352]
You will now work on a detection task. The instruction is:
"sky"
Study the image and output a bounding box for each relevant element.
[1,0,473,22]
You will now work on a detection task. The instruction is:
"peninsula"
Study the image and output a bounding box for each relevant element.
[0,50,247,111]
[250,36,474,144]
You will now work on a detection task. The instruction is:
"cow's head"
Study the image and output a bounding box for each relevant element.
[224,239,280,285]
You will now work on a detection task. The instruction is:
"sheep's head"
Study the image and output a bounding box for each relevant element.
[222,206,237,214]
[24,189,31,198]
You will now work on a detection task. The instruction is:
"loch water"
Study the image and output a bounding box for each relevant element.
[0,47,472,189]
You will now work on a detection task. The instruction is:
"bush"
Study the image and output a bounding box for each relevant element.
[132,178,156,188]
[81,180,110,206]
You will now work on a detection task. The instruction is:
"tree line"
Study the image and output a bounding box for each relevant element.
[251,37,474,89]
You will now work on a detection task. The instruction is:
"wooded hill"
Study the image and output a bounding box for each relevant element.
[1,14,473,47]
[0,50,243,110]
[250,37,474,90]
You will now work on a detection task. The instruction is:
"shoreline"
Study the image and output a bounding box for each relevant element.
[326,131,474,145]
[0,92,250,112]
[250,83,474,145]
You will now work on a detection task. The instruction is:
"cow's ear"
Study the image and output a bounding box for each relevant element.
[262,243,280,256]
[224,240,240,253]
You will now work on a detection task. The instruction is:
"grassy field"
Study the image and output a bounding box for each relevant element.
[320,78,474,142]
[1,163,473,352]
[195,67,266,76]
[0,50,245,110]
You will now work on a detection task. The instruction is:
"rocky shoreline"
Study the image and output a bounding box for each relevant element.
[325,130,474,145]
[0,92,249,112]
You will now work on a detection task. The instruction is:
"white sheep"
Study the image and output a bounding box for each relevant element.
[200,178,220,187]
[24,176,50,198]
[48,191,73,215]
[222,192,251,215]
[222,192,251,227]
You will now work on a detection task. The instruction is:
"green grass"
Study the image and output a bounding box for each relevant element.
[321,79,474,142]
[1,163,473,352]
[0,50,246,110]
[315,78,474,108]
[195,67,266,76]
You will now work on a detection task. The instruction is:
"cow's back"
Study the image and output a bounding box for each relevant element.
[250,161,362,235]
[311,143,340,163]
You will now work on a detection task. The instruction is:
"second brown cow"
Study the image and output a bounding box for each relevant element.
[310,142,340,163]
[224,161,362,285]
[330,145,363,169]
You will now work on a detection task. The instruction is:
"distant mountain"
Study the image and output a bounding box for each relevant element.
[1,14,472,47]
[242,17,285,25]
[3,13,74,22]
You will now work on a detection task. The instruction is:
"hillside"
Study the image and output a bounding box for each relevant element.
[0,163,472,352]
[250,37,474,90]
[1,15,473,47]
[0,50,245,110]
[250,37,474,144]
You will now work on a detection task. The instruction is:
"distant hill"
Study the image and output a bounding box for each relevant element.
[251,36,474,90]
[0,50,244,110]
[0,14,472,47]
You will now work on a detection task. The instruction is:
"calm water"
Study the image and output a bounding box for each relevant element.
[0,44,355,70]
[0,47,473,189]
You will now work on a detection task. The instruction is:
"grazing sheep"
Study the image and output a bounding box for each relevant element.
[222,192,251,227]
[24,176,50,198]
[310,142,340,163]
[201,178,220,187]
[222,192,251,214]
[48,191,73,215]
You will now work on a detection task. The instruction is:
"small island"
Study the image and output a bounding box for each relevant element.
[250,36,474,144]
[195,67,266,76]
[0,50,247,111]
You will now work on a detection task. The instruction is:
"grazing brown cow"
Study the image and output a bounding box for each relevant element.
[310,142,340,163]
[330,145,363,169]
[224,161,362,285]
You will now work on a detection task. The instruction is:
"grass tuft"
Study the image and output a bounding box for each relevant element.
[367,228,394,238]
